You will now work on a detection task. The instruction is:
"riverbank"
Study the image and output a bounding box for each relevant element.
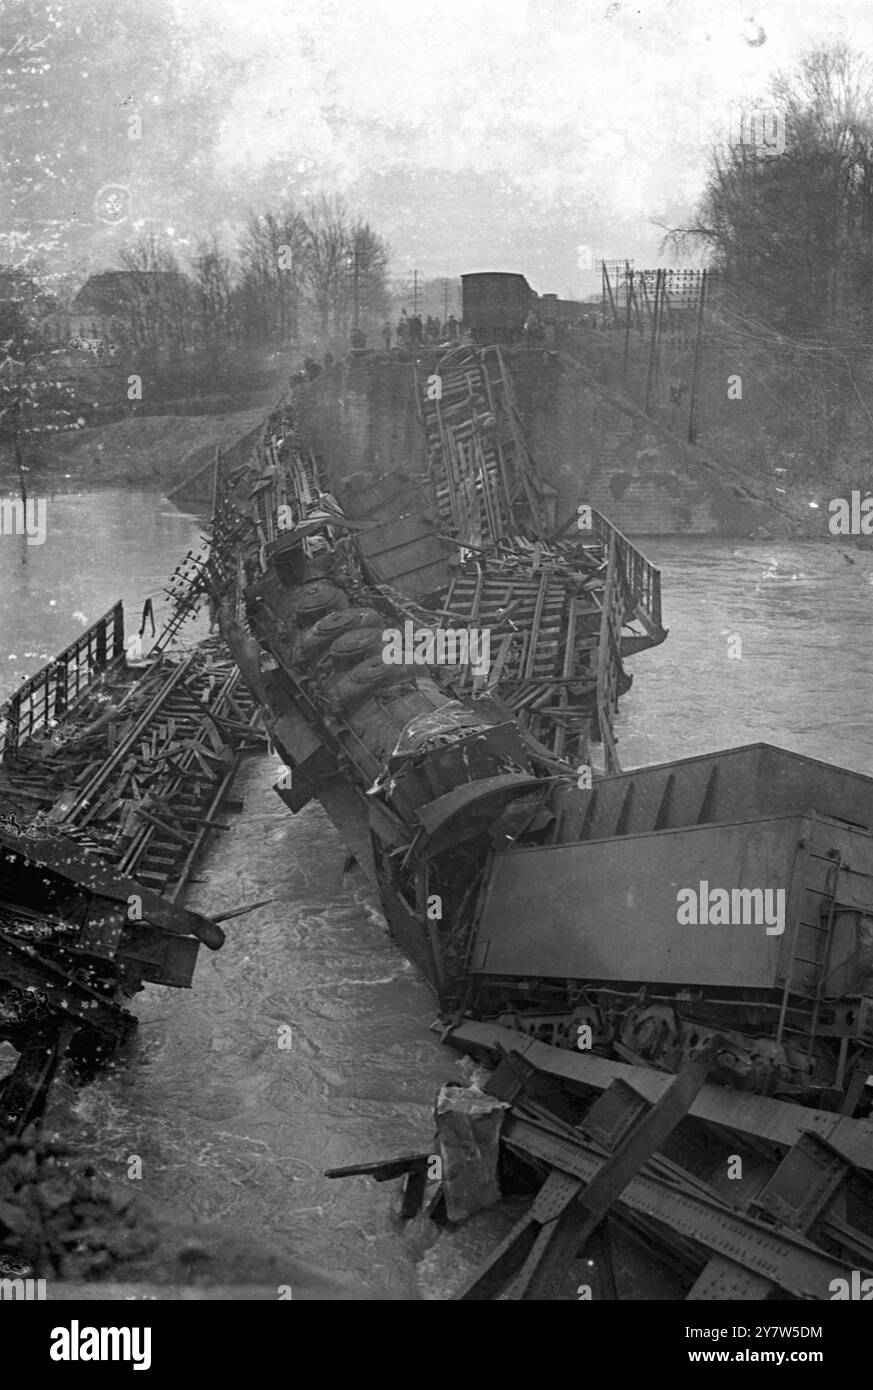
[17,406,270,499]
[6,355,871,545]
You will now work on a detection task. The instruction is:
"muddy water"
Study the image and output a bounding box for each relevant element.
[5,511,871,1298]
[0,486,210,697]
[619,538,873,775]
[66,763,484,1299]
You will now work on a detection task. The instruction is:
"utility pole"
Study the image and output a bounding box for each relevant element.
[644,269,662,415]
[687,270,707,445]
[352,246,360,329]
[413,269,419,316]
[443,277,449,325]
[622,262,632,382]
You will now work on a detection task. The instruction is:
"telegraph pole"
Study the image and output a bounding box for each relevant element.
[687,270,707,444]
[644,269,662,414]
[413,269,419,316]
[622,262,632,382]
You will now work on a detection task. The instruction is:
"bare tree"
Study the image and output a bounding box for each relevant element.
[236,209,305,346]
[667,43,873,341]
[116,234,193,366]
[343,221,391,336]
[299,195,351,339]
[192,233,237,369]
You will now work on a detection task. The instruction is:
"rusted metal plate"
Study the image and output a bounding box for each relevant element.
[577,741,873,843]
[0,827,224,949]
[416,774,550,857]
[345,477,453,598]
[77,906,127,959]
[686,1257,774,1300]
[443,1021,873,1173]
[503,1115,861,1300]
[754,1132,850,1230]
[469,817,801,988]
[117,925,200,988]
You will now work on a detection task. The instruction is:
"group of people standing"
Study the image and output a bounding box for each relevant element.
[524,309,604,347]
[385,311,461,350]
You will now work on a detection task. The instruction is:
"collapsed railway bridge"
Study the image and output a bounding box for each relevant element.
[0,587,264,1134]
[2,332,869,1301]
[201,344,873,1298]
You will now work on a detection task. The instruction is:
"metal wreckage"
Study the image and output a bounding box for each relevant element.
[206,343,873,1300]
[1,341,871,1300]
[0,601,264,1134]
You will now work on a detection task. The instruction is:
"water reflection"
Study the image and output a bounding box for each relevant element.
[0,487,208,699]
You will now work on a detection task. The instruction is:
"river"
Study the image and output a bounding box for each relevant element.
[0,485,211,695]
[2,496,870,1298]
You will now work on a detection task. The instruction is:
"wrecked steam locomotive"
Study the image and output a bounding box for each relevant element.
[212,345,873,1120]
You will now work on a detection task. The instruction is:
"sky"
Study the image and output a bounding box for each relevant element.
[8,0,873,295]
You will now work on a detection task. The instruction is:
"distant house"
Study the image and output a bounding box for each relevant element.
[69,271,195,357]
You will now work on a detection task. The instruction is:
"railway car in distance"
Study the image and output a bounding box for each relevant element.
[462,272,592,343]
[538,292,590,328]
[461,272,534,342]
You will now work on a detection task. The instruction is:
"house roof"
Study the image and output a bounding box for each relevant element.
[71,271,193,316]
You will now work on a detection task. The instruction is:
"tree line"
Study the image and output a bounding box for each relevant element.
[665,42,873,486]
[0,195,391,470]
[114,195,391,369]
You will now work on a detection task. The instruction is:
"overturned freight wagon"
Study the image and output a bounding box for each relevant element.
[468,804,873,1110]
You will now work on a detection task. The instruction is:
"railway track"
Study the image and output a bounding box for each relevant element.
[54,643,263,896]
[1,640,263,900]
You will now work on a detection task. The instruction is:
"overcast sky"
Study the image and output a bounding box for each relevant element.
[169,0,873,293]
[11,0,873,294]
